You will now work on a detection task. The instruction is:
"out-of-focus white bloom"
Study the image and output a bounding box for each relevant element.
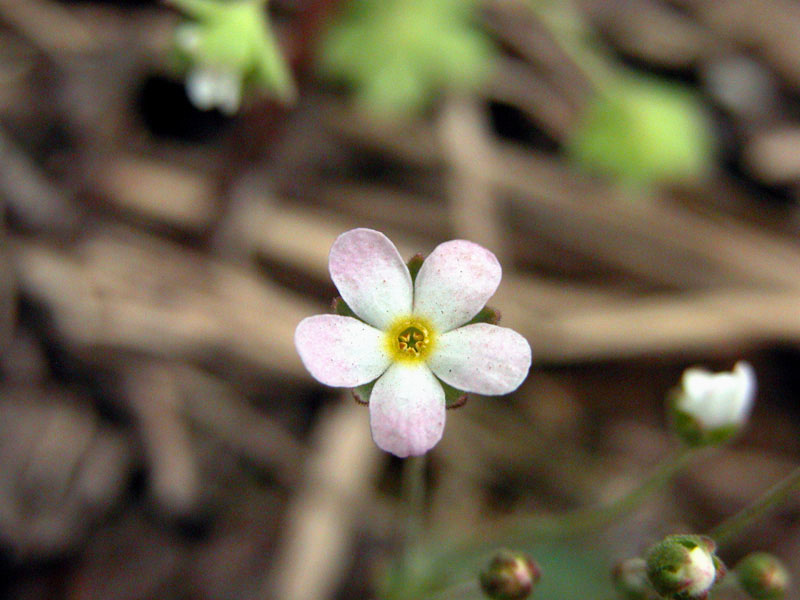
[186,67,242,115]
[679,361,755,428]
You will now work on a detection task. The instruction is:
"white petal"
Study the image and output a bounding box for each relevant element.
[329,229,412,330]
[214,70,242,115]
[186,68,217,111]
[369,362,445,457]
[413,239,501,332]
[678,361,756,429]
[295,315,390,387]
[428,323,531,395]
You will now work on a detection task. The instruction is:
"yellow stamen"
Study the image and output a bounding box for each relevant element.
[385,315,437,362]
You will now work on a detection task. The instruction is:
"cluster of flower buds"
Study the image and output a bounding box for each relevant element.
[480,549,541,600]
[669,361,756,447]
[615,535,789,600]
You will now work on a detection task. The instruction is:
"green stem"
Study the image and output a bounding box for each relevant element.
[708,465,800,546]
[422,579,480,600]
[402,455,428,551]
[505,445,699,542]
[425,445,701,573]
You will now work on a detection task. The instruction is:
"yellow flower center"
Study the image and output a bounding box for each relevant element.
[385,316,436,362]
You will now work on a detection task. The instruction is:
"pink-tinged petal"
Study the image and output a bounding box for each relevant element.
[413,240,501,332]
[329,229,413,330]
[369,362,445,457]
[295,315,391,387]
[428,323,531,395]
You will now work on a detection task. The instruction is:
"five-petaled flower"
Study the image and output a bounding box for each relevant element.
[295,228,532,457]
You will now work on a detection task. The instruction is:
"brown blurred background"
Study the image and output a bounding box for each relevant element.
[1,1,800,599]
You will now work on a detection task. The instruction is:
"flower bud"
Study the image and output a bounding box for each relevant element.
[613,557,657,600]
[645,535,723,600]
[736,553,790,600]
[670,361,756,446]
[480,549,541,600]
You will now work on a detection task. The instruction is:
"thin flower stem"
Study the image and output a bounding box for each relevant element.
[422,579,481,600]
[708,465,800,546]
[402,455,427,550]
[504,445,699,542]
[396,446,702,600]
[425,445,702,574]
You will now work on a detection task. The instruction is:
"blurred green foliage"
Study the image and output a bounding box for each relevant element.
[317,0,496,114]
[565,73,714,185]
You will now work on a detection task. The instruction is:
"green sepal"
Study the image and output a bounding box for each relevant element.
[352,380,375,405]
[466,305,501,326]
[407,253,425,284]
[440,379,467,409]
[668,388,739,448]
[712,556,727,582]
[332,296,358,318]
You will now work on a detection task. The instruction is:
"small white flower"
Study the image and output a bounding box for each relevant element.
[295,228,532,457]
[677,361,756,431]
[185,66,242,115]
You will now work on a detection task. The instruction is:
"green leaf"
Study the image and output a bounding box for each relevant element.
[316,0,496,114]
[567,72,713,184]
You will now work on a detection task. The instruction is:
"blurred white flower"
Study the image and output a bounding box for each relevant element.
[185,67,242,115]
[672,361,755,445]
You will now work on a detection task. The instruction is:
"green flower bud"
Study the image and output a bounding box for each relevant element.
[645,535,723,600]
[613,557,658,600]
[480,549,541,600]
[736,553,790,600]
